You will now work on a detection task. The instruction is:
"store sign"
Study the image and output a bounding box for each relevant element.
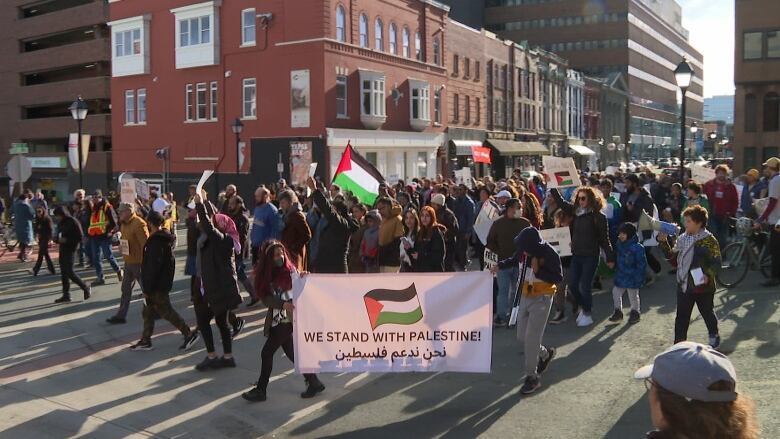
[29,157,67,169]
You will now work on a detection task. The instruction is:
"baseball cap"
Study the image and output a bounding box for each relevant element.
[763,157,780,169]
[634,341,737,402]
[746,169,760,179]
[496,190,512,198]
[431,193,446,206]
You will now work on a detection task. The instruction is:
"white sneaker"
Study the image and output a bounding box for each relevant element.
[577,314,594,327]
[575,311,583,325]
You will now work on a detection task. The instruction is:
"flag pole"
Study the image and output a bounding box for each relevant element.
[508,255,528,327]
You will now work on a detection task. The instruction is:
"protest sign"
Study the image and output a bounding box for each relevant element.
[691,165,716,185]
[120,179,136,204]
[483,249,499,271]
[473,202,500,245]
[187,170,215,209]
[454,168,473,188]
[542,156,579,188]
[294,271,493,373]
[135,179,150,201]
[540,227,572,257]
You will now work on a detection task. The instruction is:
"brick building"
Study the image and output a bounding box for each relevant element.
[0,0,113,198]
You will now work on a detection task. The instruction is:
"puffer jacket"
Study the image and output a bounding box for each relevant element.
[614,235,647,289]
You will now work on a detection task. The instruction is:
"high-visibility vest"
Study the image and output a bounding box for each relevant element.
[88,205,109,236]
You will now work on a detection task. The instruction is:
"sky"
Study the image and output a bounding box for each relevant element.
[678,0,734,98]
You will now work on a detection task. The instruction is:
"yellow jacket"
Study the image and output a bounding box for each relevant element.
[120,214,149,265]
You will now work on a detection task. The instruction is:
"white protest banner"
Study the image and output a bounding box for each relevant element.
[542,156,579,188]
[540,227,572,257]
[455,168,473,188]
[691,165,716,185]
[187,170,215,208]
[135,179,150,201]
[294,271,493,373]
[483,249,499,271]
[120,178,137,204]
[473,202,500,245]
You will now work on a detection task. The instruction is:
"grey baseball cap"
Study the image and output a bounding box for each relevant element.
[634,341,737,402]
[116,202,134,213]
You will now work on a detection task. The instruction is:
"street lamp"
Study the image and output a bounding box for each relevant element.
[231,118,244,174]
[674,59,693,182]
[709,131,718,158]
[69,96,89,189]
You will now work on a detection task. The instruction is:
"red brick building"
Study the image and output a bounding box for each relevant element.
[108,0,450,194]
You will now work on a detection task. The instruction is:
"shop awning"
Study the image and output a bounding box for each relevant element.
[486,140,548,155]
[450,140,483,156]
[568,144,597,156]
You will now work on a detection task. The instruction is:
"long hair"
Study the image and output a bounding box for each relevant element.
[404,208,420,237]
[417,206,443,241]
[656,382,759,439]
[254,239,295,300]
[572,186,606,212]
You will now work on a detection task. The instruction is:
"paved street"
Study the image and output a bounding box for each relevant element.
[0,243,778,438]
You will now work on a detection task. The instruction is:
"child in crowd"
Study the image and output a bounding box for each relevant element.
[610,223,647,324]
[360,210,381,273]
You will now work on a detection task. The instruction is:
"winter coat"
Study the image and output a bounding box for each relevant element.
[378,203,404,267]
[142,230,175,295]
[551,189,615,262]
[57,215,83,253]
[497,227,563,296]
[453,195,476,235]
[348,222,369,274]
[436,206,459,244]
[228,208,250,256]
[12,199,34,245]
[487,216,531,261]
[311,190,358,273]
[703,178,739,220]
[119,214,149,265]
[411,226,446,272]
[34,215,54,242]
[250,202,280,248]
[281,204,312,271]
[660,234,721,295]
[620,187,655,240]
[195,201,242,314]
[614,236,647,289]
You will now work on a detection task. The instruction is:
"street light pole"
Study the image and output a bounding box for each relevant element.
[77,118,84,189]
[674,59,694,183]
[69,96,89,190]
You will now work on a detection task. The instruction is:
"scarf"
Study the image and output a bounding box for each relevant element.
[575,206,592,217]
[214,213,241,254]
[254,242,295,300]
[674,229,711,291]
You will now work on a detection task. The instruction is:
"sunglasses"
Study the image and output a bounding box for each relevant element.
[578,196,588,201]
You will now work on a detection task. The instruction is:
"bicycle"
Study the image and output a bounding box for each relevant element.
[0,221,19,257]
[716,217,772,288]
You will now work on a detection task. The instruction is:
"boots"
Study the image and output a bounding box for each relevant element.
[301,375,325,399]
[242,379,268,402]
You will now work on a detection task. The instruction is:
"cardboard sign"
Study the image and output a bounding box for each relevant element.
[483,248,499,271]
[455,168,473,188]
[474,202,500,245]
[540,227,572,257]
[691,165,716,185]
[542,156,579,188]
[119,239,130,256]
[120,179,136,204]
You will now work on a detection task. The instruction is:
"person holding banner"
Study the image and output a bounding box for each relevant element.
[492,227,562,394]
[243,240,324,402]
[409,206,446,273]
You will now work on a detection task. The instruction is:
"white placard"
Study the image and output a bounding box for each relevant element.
[540,227,572,257]
[187,170,215,209]
[294,272,493,373]
[690,267,706,286]
[542,156,579,188]
[474,202,500,245]
[119,239,130,256]
[455,168,473,188]
[309,162,318,178]
[120,178,137,204]
[483,248,498,271]
[691,165,716,185]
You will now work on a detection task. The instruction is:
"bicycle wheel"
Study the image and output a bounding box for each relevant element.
[760,249,773,279]
[717,242,749,288]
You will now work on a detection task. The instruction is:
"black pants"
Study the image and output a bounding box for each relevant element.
[444,240,456,272]
[454,233,470,271]
[771,228,780,280]
[194,298,232,354]
[258,322,316,389]
[60,248,88,296]
[674,290,718,343]
[33,239,55,275]
[646,247,661,274]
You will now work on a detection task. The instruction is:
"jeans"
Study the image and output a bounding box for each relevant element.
[90,235,120,280]
[674,291,718,343]
[257,322,317,390]
[60,248,88,296]
[516,294,553,377]
[115,264,142,319]
[79,237,92,265]
[708,215,730,249]
[496,265,520,319]
[568,255,600,314]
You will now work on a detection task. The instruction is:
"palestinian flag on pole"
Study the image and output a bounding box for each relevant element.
[364,284,424,330]
[333,142,384,205]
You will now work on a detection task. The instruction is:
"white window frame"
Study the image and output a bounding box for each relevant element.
[108,15,151,77]
[359,14,369,48]
[374,18,384,51]
[402,27,410,58]
[336,75,348,118]
[409,79,430,121]
[125,90,135,125]
[241,8,256,47]
[389,23,397,54]
[115,29,141,57]
[196,82,207,120]
[336,5,346,42]
[242,78,257,119]
[171,1,220,69]
[210,81,218,120]
[360,71,385,117]
[432,37,441,66]
[415,30,422,61]
[180,15,211,47]
[137,88,146,124]
[185,84,194,121]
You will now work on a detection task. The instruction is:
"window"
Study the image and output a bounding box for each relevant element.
[464,95,471,122]
[137,88,146,123]
[359,14,369,48]
[196,83,207,120]
[366,152,378,167]
[125,90,135,124]
[475,97,480,124]
[453,54,459,75]
[744,147,756,170]
[115,29,141,57]
[336,5,346,42]
[745,94,757,132]
[464,58,470,78]
[361,74,385,117]
[453,93,459,121]
[415,31,422,61]
[769,31,780,58]
[434,88,441,124]
[433,37,441,65]
[243,78,256,118]
[475,61,480,81]
[180,15,210,47]
[374,18,384,51]
[410,80,430,121]
[417,151,427,178]
[242,9,256,46]
[402,27,410,57]
[744,32,762,60]
[185,84,193,121]
[336,75,348,117]
[389,24,397,54]
[764,92,779,132]
[764,147,779,163]
[210,82,218,120]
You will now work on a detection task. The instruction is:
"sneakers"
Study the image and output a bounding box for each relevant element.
[232,318,245,339]
[180,331,200,351]
[709,334,721,349]
[91,278,106,287]
[608,309,624,322]
[130,340,153,351]
[218,356,236,368]
[549,310,567,325]
[54,295,71,304]
[106,316,126,324]
[83,287,91,301]
[301,377,325,399]
[520,375,541,395]
[536,346,556,374]
[628,310,641,324]
[242,386,267,402]
[577,313,593,327]
[117,269,124,282]
[195,356,221,371]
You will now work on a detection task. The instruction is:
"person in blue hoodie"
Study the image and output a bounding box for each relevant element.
[492,227,563,395]
[250,186,279,265]
[610,222,647,324]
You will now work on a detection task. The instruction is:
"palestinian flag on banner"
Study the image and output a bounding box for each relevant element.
[554,171,575,186]
[332,142,385,205]
[364,284,424,330]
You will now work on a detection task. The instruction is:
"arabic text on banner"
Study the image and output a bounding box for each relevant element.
[293,272,493,374]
